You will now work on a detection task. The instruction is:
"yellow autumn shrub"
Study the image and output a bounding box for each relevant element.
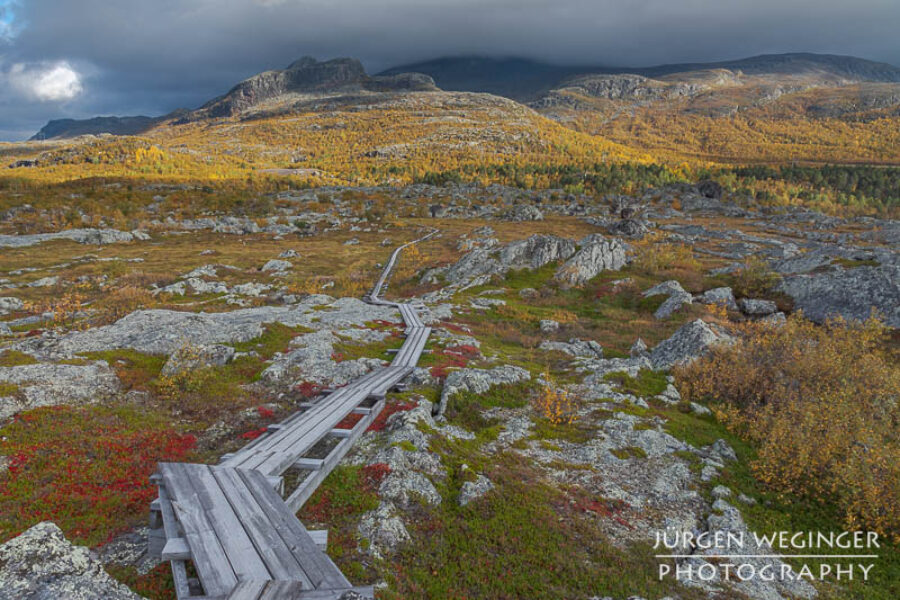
[676,315,900,540]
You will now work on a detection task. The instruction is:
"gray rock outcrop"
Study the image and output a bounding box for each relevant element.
[777,265,900,327]
[554,235,627,286]
[0,362,121,419]
[650,319,734,370]
[0,522,144,599]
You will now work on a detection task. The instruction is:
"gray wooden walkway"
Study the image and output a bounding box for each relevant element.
[148,231,436,599]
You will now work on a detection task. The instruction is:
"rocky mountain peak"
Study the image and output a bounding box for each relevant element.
[195,56,436,119]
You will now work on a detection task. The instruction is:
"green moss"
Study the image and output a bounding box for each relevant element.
[81,349,166,390]
[444,380,539,433]
[393,440,417,452]
[603,369,668,397]
[0,350,38,367]
[832,257,880,269]
[0,382,20,396]
[382,456,705,600]
[610,446,648,460]
[531,417,592,443]
[231,323,311,358]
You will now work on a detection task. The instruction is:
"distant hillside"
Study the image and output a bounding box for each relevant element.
[30,116,164,141]
[381,53,900,101]
[378,56,588,101]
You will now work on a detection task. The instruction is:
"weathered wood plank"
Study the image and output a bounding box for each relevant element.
[155,484,192,598]
[170,496,238,596]
[180,464,272,582]
[161,537,191,561]
[237,468,351,591]
[211,467,313,587]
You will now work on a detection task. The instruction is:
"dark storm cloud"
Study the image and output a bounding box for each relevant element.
[0,0,898,139]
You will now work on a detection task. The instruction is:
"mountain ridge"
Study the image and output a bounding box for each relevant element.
[29,52,900,141]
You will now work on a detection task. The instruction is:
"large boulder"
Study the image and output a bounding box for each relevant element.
[777,265,900,327]
[0,522,144,599]
[554,235,627,286]
[650,319,734,370]
[499,235,576,271]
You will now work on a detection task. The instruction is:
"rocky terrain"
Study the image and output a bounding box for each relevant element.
[0,176,896,599]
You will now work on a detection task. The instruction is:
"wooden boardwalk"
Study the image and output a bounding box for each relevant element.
[148,231,436,599]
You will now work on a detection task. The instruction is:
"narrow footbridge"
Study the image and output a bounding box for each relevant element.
[149,231,437,599]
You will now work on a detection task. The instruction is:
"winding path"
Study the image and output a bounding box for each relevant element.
[148,231,437,600]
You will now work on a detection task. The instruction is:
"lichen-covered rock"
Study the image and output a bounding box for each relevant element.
[0,362,121,420]
[0,297,23,315]
[502,204,544,222]
[424,234,576,286]
[697,287,738,311]
[650,319,734,370]
[539,338,603,359]
[261,330,384,387]
[160,344,235,376]
[643,280,693,319]
[261,259,292,273]
[682,500,817,600]
[499,234,576,271]
[0,229,136,249]
[554,235,627,286]
[18,296,398,358]
[438,365,531,417]
[539,319,559,333]
[0,522,144,599]
[739,298,778,316]
[777,265,900,327]
[458,474,494,506]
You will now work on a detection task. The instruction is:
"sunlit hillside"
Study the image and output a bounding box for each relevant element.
[1,91,650,186]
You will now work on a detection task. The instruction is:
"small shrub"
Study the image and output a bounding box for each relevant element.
[729,257,782,298]
[533,372,577,426]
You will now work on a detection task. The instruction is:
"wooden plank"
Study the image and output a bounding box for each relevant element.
[293,458,324,470]
[155,484,192,598]
[258,581,306,600]
[238,468,351,591]
[161,537,191,561]
[170,496,238,596]
[224,580,266,600]
[181,464,272,582]
[308,530,328,551]
[211,467,313,587]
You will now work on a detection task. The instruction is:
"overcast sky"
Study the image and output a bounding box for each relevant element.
[0,0,898,140]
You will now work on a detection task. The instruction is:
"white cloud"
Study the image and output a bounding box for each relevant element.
[9,61,82,101]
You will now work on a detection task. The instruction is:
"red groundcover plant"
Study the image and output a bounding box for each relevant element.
[0,405,196,547]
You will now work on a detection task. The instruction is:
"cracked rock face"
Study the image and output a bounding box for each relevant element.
[777,265,900,327]
[0,522,144,600]
[0,362,121,420]
[554,234,627,287]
